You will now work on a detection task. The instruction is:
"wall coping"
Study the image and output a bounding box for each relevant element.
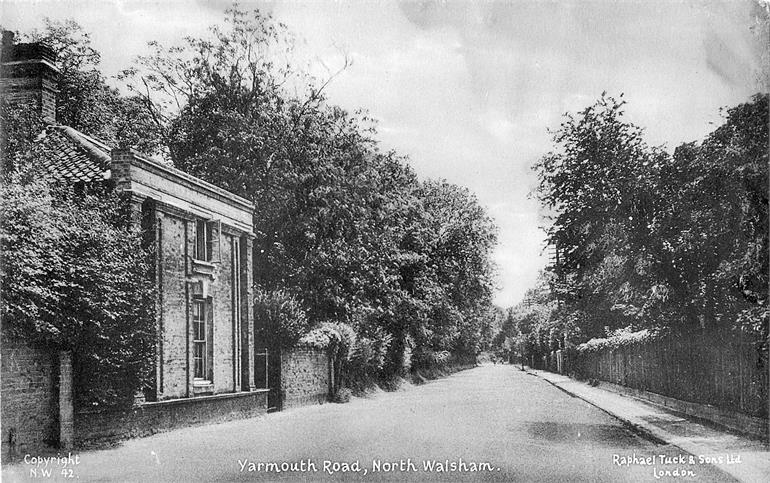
[112,148,254,214]
[76,389,269,415]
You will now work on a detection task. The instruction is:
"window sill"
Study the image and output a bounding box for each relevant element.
[191,258,216,277]
[193,380,214,395]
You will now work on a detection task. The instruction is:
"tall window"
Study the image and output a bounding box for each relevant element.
[192,299,211,380]
[194,219,210,261]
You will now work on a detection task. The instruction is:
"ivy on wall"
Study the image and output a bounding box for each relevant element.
[0,160,157,409]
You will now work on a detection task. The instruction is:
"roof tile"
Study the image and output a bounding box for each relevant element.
[31,125,112,182]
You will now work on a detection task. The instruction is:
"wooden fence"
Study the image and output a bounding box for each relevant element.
[572,331,768,419]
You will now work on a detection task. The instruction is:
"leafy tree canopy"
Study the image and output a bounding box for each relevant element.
[531,93,768,345]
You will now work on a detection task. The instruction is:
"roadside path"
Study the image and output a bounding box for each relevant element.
[525,367,769,483]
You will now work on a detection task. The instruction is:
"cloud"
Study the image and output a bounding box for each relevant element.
[480,109,515,142]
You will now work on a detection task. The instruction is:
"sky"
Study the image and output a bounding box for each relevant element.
[2,0,768,307]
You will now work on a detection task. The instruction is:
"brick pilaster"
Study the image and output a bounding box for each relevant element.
[240,235,255,391]
[58,351,74,449]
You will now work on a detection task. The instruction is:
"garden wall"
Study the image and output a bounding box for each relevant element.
[280,348,330,409]
[75,390,268,447]
[1,334,270,455]
[0,339,59,462]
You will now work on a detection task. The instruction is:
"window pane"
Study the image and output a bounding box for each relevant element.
[196,220,207,260]
[194,343,204,379]
[192,298,210,381]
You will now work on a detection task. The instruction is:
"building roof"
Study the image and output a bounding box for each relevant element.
[32,125,112,182]
[30,124,256,222]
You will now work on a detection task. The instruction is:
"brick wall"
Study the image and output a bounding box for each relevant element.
[1,334,267,454]
[0,47,60,122]
[240,236,254,390]
[75,390,267,447]
[118,149,255,401]
[156,211,249,398]
[212,233,234,393]
[1,339,59,462]
[280,348,330,409]
[158,213,189,399]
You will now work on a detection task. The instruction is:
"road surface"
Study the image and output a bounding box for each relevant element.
[3,364,733,482]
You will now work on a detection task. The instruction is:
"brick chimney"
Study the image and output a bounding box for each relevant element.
[1,30,59,123]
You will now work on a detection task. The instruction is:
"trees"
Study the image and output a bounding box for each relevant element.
[121,6,500,379]
[24,18,163,155]
[4,8,501,393]
[491,271,564,365]
[253,288,311,349]
[404,180,498,362]
[658,94,768,335]
[532,93,768,344]
[119,7,330,161]
[4,8,500,408]
[534,94,660,337]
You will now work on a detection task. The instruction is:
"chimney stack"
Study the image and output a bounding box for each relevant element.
[0,30,59,123]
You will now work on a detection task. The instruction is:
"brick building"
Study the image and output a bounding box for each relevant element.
[1,33,268,458]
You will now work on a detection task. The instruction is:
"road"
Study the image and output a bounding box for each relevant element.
[3,364,733,482]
